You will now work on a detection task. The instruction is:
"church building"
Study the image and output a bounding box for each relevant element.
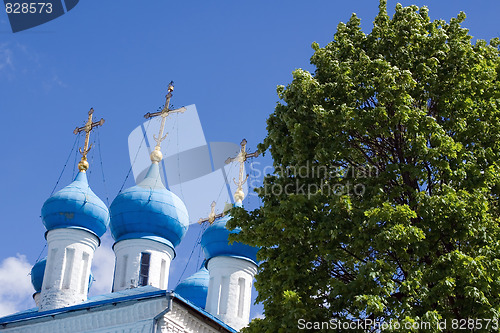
[0,84,259,333]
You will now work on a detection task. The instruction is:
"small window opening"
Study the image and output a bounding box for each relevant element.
[138,252,151,286]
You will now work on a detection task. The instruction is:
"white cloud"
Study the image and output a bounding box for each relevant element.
[51,74,66,88]
[0,232,114,318]
[0,254,35,317]
[0,232,116,319]
[0,43,14,72]
[42,73,67,92]
[88,232,115,297]
[0,233,115,318]
[252,312,265,320]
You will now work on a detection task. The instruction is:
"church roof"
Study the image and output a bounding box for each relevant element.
[0,286,236,332]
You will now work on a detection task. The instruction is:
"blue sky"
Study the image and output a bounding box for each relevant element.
[0,0,499,319]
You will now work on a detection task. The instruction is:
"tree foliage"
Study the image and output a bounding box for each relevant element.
[228,1,500,332]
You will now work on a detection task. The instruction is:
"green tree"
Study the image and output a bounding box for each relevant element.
[228,1,500,332]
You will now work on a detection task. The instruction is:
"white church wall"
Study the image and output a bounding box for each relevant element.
[112,239,174,292]
[40,228,99,311]
[205,256,257,331]
[161,301,228,333]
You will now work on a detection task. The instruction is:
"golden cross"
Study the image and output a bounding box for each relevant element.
[73,108,105,172]
[143,81,186,163]
[225,139,259,204]
[198,201,224,225]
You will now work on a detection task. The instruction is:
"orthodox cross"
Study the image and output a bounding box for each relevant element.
[198,201,227,225]
[73,108,105,171]
[225,139,259,204]
[143,81,186,163]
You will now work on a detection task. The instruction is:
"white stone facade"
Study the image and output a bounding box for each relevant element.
[205,256,257,331]
[40,228,99,311]
[0,294,231,333]
[112,239,174,292]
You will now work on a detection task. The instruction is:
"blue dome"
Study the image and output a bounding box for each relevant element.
[175,266,209,309]
[41,172,110,238]
[31,258,46,293]
[109,163,189,249]
[201,213,258,264]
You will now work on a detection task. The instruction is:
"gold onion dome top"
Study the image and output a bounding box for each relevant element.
[73,108,105,171]
[109,82,190,250]
[41,108,109,237]
[142,82,186,164]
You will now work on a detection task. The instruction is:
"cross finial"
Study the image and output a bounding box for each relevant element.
[225,139,259,205]
[198,201,226,225]
[73,108,105,172]
[198,201,233,225]
[143,81,187,164]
